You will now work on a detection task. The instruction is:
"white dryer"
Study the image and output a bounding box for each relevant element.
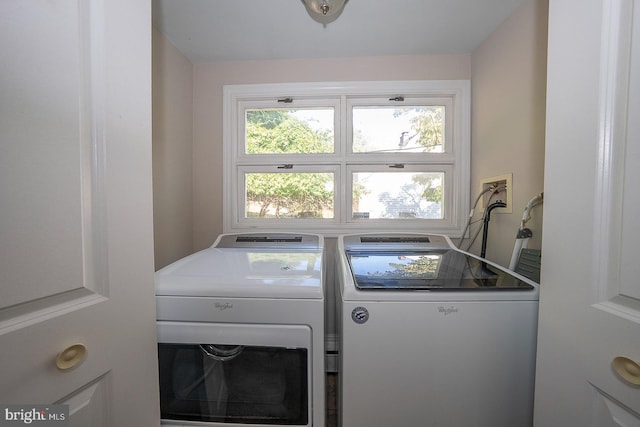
[155,233,325,426]
[336,233,539,427]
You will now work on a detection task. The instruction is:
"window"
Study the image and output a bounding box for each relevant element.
[223,81,470,236]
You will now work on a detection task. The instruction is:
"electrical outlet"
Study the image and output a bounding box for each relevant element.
[478,173,512,213]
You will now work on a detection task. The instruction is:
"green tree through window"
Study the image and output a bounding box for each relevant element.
[224,80,470,232]
[246,110,332,154]
[245,110,334,218]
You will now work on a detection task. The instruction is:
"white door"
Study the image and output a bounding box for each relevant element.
[0,1,160,425]
[535,0,640,425]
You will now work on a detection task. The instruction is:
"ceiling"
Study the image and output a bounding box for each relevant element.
[152,0,527,63]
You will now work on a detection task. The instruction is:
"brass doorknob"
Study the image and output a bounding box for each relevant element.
[55,343,87,371]
[612,356,640,386]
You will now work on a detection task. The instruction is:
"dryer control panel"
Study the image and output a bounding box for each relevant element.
[215,233,322,250]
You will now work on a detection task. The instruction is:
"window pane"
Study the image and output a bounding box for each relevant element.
[245,108,334,154]
[245,172,334,219]
[352,106,445,153]
[352,172,444,219]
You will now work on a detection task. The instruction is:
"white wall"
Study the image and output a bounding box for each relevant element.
[152,27,194,269]
[469,0,548,267]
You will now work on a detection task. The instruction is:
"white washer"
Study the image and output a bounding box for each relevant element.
[155,233,325,427]
[336,233,539,427]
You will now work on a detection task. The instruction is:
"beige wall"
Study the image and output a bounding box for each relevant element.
[192,55,471,250]
[152,27,194,269]
[469,0,548,267]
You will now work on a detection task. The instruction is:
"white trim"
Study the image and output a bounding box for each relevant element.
[223,80,471,237]
[81,0,109,295]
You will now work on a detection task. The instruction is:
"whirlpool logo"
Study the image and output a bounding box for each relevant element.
[438,306,459,316]
[215,302,234,311]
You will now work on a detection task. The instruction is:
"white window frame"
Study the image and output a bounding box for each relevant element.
[238,98,341,160]
[346,164,454,225]
[223,80,470,237]
[347,96,454,157]
[238,164,341,226]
